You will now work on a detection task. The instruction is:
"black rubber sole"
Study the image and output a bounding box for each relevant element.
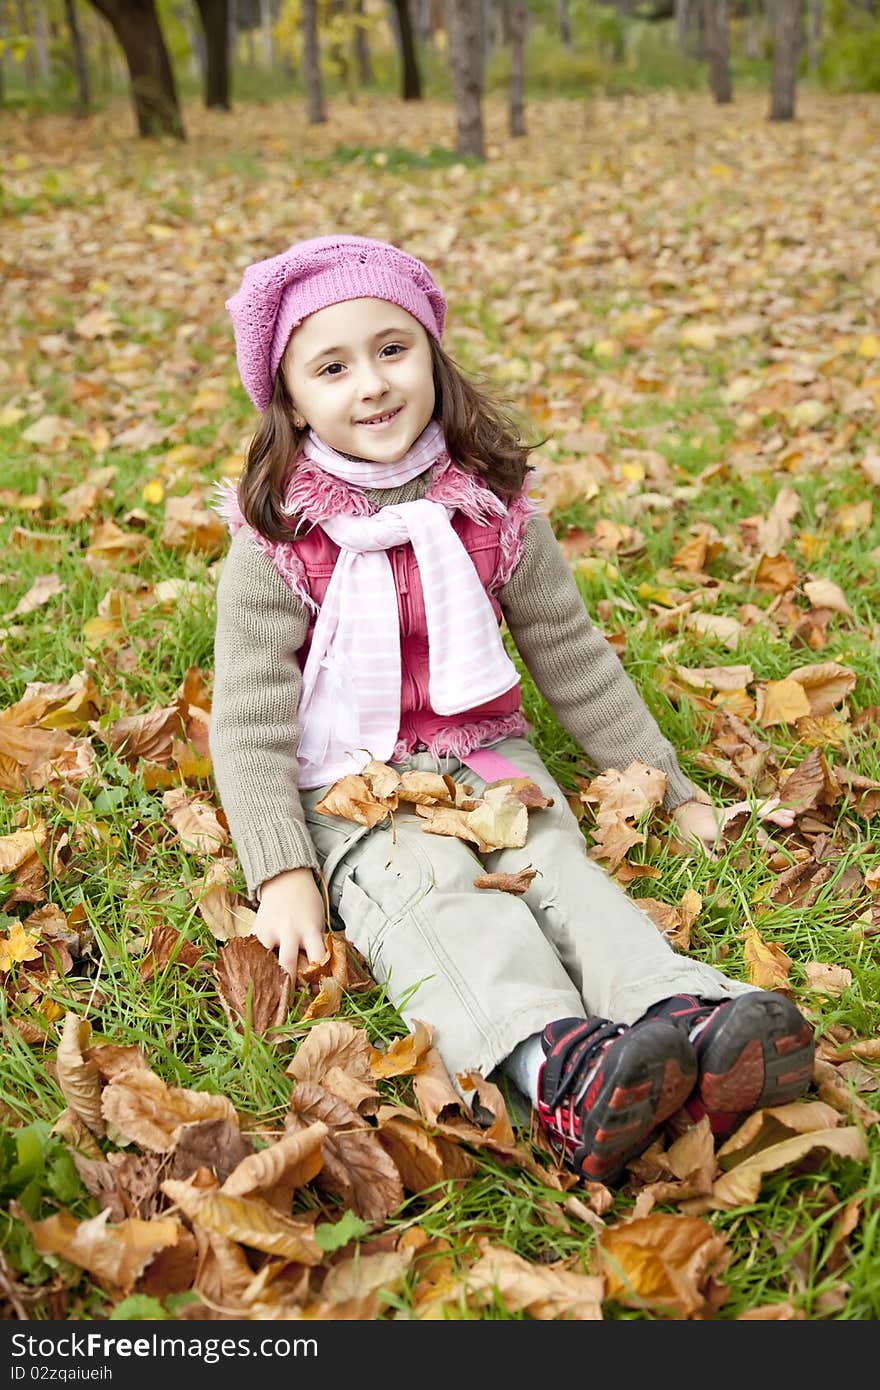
[572,1020,698,1183]
[696,992,815,1126]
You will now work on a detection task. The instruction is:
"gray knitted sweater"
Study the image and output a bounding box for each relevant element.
[209,470,699,896]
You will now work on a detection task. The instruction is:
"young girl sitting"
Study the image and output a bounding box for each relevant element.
[210,234,815,1184]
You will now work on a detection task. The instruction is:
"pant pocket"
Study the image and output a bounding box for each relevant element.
[336,873,394,980]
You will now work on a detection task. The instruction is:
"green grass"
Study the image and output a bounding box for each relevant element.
[1,84,879,1321]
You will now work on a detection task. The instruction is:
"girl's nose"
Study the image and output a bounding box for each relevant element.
[358,363,389,398]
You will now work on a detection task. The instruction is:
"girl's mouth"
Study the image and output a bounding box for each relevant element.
[356,406,403,428]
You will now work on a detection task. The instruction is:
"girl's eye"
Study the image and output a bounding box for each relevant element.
[380,343,404,357]
[319,362,345,377]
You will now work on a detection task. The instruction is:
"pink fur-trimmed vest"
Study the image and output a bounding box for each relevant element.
[216,456,536,764]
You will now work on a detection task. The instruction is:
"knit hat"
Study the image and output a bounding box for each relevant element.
[225,234,447,411]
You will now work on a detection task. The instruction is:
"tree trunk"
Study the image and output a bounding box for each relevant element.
[87,0,185,137]
[353,0,374,83]
[769,0,803,120]
[302,0,326,122]
[675,0,690,52]
[193,0,230,108]
[65,0,91,109]
[259,0,273,67]
[389,0,421,98]
[807,0,822,71]
[556,0,572,49]
[33,0,51,81]
[16,0,37,87]
[702,0,731,102]
[228,0,237,69]
[508,0,525,136]
[447,0,484,158]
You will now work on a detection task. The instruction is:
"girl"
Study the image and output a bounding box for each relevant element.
[210,234,815,1185]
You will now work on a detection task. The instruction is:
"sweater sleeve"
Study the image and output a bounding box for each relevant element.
[209,526,321,897]
[498,513,699,809]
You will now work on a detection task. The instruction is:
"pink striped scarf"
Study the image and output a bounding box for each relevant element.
[296,424,519,787]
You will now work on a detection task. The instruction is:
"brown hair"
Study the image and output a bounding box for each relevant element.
[235,336,541,542]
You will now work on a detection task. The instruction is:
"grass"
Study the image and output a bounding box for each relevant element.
[1,81,880,1321]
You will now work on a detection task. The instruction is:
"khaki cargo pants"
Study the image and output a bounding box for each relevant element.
[299,736,753,1081]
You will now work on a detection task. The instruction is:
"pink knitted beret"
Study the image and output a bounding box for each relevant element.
[225,233,447,411]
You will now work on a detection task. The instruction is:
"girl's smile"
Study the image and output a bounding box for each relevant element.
[282,298,435,464]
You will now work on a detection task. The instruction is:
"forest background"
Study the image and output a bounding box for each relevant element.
[1,0,880,1325]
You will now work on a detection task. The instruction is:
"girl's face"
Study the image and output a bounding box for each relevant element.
[281,297,436,462]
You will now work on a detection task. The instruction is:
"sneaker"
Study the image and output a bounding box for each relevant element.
[536,1015,698,1184]
[645,992,815,1138]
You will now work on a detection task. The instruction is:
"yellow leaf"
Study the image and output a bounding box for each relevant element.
[743,929,791,990]
[0,922,42,973]
[857,334,880,359]
[142,479,165,505]
[756,678,811,727]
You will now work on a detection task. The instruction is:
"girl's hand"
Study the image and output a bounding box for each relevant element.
[254,866,328,976]
[672,796,795,856]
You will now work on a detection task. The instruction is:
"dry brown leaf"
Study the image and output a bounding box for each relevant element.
[743,929,792,991]
[139,923,204,981]
[161,1179,323,1263]
[376,1105,476,1190]
[287,1081,403,1221]
[787,661,857,716]
[221,1121,327,1202]
[803,578,853,617]
[756,678,812,727]
[589,820,645,870]
[599,1213,730,1316]
[321,1248,413,1305]
[161,492,228,556]
[581,760,667,822]
[56,1013,105,1138]
[755,552,798,593]
[370,1020,433,1079]
[803,962,853,997]
[189,859,256,942]
[706,1128,869,1209]
[460,785,528,848]
[102,704,186,763]
[472,867,539,895]
[214,935,291,1034]
[286,1019,375,1089]
[396,769,456,805]
[16,1204,180,1294]
[314,775,391,827]
[172,1119,254,1185]
[162,788,228,858]
[300,976,343,1021]
[466,1243,603,1320]
[101,1068,238,1152]
[414,803,494,851]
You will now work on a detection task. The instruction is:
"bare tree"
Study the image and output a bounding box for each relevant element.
[193,0,230,107]
[508,0,526,136]
[769,0,803,120]
[702,0,731,101]
[64,0,91,109]
[16,0,38,88]
[87,0,185,137]
[807,0,822,71]
[447,0,484,158]
[556,0,572,49]
[259,0,273,66]
[389,0,421,98]
[302,0,325,122]
[353,0,374,83]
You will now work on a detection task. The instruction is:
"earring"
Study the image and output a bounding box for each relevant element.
[292,412,306,430]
